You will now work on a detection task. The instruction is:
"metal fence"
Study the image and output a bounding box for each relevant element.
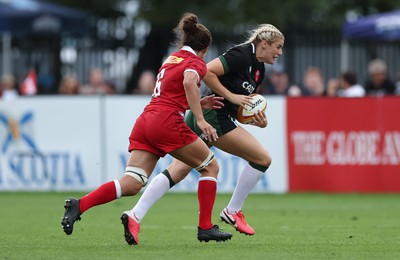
[1,33,399,94]
[285,33,400,87]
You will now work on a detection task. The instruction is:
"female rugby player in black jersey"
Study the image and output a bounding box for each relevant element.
[126,24,284,241]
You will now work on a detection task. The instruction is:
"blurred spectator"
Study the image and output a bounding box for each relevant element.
[37,72,56,95]
[395,71,400,95]
[337,71,365,97]
[103,80,117,95]
[302,67,325,96]
[1,74,19,101]
[326,78,340,97]
[289,67,326,96]
[364,59,395,96]
[265,67,291,95]
[58,75,81,95]
[80,68,112,95]
[20,69,38,96]
[133,70,156,95]
[259,65,301,96]
[287,85,302,97]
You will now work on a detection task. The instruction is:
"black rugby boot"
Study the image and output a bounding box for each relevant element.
[197,225,233,242]
[61,198,81,235]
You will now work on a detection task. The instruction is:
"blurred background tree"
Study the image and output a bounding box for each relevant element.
[50,0,400,32]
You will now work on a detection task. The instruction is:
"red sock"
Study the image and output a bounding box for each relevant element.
[79,181,117,214]
[197,178,217,230]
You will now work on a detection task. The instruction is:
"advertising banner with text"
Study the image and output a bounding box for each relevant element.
[104,96,287,193]
[0,98,103,191]
[0,96,287,193]
[287,97,400,192]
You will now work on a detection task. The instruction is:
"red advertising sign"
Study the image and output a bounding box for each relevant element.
[287,97,400,192]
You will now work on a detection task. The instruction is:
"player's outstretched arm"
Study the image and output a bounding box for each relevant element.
[200,94,224,110]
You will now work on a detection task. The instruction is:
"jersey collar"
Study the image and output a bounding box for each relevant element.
[181,45,197,56]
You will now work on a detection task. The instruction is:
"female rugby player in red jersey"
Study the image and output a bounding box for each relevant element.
[61,13,232,244]
[128,24,285,240]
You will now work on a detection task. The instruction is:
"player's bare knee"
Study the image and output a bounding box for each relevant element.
[252,152,272,169]
[200,159,219,178]
[196,151,219,178]
[264,153,272,168]
[194,150,215,171]
[120,166,149,196]
[119,175,143,196]
[207,159,220,175]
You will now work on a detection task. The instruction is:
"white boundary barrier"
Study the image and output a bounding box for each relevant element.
[0,96,287,193]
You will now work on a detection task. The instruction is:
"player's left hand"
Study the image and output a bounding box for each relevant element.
[200,94,224,110]
[197,119,218,142]
[251,111,268,128]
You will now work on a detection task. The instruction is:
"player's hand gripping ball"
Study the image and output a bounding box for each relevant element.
[237,94,267,124]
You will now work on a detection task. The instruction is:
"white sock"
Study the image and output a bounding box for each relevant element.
[114,180,122,199]
[132,173,171,222]
[226,164,264,213]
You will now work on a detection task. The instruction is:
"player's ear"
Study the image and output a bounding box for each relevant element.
[262,39,269,48]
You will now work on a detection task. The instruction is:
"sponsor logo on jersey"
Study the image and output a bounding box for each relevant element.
[255,69,260,82]
[163,56,184,65]
[242,81,255,93]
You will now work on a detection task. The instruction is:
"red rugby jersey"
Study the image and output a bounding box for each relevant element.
[146,46,207,114]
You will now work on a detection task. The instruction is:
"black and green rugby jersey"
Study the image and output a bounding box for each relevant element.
[216,43,265,119]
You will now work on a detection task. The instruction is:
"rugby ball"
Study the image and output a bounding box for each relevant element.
[237,94,267,124]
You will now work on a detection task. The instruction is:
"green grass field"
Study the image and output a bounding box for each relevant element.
[1,192,399,260]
